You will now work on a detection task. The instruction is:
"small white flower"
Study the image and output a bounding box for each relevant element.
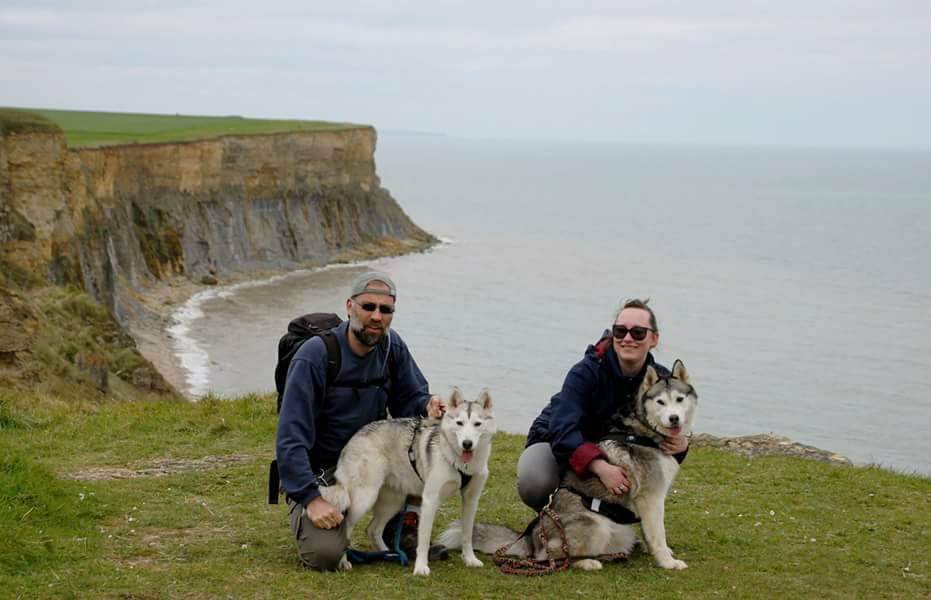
[810,538,817,543]
[78,493,86,501]
[241,544,248,550]
[769,510,775,516]
[754,522,761,527]
[128,517,135,522]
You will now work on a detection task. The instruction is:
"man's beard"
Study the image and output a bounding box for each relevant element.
[350,322,385,347]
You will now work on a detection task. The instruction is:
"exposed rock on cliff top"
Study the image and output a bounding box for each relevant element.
[691,433,852,465]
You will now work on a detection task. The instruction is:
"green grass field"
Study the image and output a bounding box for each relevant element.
[1,392,928,599]
[0,107,367,148]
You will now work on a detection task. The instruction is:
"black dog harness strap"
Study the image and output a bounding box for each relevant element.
[407,419,423,481]
[407,418,473,489]
[601,431,661,450]
[564,486,641,524]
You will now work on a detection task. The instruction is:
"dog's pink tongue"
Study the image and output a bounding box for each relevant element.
[668,426,682,437]
[462,450,474,463]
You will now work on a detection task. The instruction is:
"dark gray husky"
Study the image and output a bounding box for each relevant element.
[438,360,697,571]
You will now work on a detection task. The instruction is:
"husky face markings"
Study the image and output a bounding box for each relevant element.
[639,360,697,439]
[442,390,495,466]
[439,360,697,572]
[319,388,495,576]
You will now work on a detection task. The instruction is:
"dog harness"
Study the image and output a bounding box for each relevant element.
[561,485,641,524]
[560,432,662,524]
[604,432,661,449]
[407,418,473,489]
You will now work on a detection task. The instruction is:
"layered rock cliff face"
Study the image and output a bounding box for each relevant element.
[1,123,434,325]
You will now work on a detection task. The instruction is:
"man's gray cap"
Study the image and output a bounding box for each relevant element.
[350,271,397,298]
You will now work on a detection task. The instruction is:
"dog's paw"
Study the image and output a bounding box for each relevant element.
[462,554,483,568]
[658,558,688,570]
[572,559,603,571]
[338,555,353,572]
[412,562,431,576]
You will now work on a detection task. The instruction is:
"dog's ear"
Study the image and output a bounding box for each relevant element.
[672,359,690,384]
[449,388,464,408]
[642,365,659,391]
[477,389,493,410]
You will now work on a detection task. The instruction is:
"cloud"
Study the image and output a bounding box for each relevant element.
[1,2,929,147]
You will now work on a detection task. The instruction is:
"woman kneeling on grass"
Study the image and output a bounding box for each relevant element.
[518,298,690,514]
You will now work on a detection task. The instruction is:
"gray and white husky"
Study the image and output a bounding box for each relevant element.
[438,360,697,571]
[320,389,496,576]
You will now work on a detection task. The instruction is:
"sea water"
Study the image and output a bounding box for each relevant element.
[171,135,931,476]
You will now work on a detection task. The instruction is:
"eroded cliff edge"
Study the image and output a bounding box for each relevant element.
[0,112,434,395]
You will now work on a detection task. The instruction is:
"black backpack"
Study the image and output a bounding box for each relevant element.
[274,312,343,414]
[268,312,397,504]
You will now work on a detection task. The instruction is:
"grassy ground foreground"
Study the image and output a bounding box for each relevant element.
[1,393,928,599]
[0,107,367,148]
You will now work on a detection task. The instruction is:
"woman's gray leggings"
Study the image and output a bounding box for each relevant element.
[516,442,562,511]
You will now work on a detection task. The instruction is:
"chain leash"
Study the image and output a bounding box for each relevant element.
[492,490,630,576]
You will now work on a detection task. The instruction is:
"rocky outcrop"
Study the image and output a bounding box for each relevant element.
[1,115,434,325]
[691,433,852,465]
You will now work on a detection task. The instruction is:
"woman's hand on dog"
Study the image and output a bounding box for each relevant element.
[306,497,344,529]
[661,434,689,455]
[590,458,629,494]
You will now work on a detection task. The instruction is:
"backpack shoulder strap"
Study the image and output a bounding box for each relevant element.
[321,330,341,384]
[594,336,612,360]
[387,337,398,382]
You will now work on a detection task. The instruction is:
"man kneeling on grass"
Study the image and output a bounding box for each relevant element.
[275,271,447,570]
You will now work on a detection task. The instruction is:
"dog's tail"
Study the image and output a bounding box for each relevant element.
[317,483,350,513]
[436,520,532,558]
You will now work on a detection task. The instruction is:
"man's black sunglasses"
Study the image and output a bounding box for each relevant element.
[359,302,395,315]
[612,325,654,341]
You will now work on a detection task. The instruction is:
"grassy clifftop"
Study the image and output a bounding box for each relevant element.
[0,107,368,148]
[0,109,62,136]
[1,391,928,598]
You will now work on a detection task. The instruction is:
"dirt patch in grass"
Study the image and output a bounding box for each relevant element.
[59,431,853,483]
[58,433,851,483]
[61,454,255,481]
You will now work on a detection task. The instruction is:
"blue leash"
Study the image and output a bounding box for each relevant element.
[345,512,410,566]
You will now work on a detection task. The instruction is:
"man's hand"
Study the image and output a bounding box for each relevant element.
[590,457,630,494]
[661,433,689,455]
[305,496,344,530]
[426,394,446,418]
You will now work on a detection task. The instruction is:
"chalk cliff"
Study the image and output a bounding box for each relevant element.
[0,117,434,325]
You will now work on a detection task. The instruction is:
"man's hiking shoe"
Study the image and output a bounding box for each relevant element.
[382,511,449,561]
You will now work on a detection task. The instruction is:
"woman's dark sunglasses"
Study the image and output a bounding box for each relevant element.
[359,302,395,315]
[612,325,653,341]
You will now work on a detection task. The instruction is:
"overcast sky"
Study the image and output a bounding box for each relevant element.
[2,1,929,148]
